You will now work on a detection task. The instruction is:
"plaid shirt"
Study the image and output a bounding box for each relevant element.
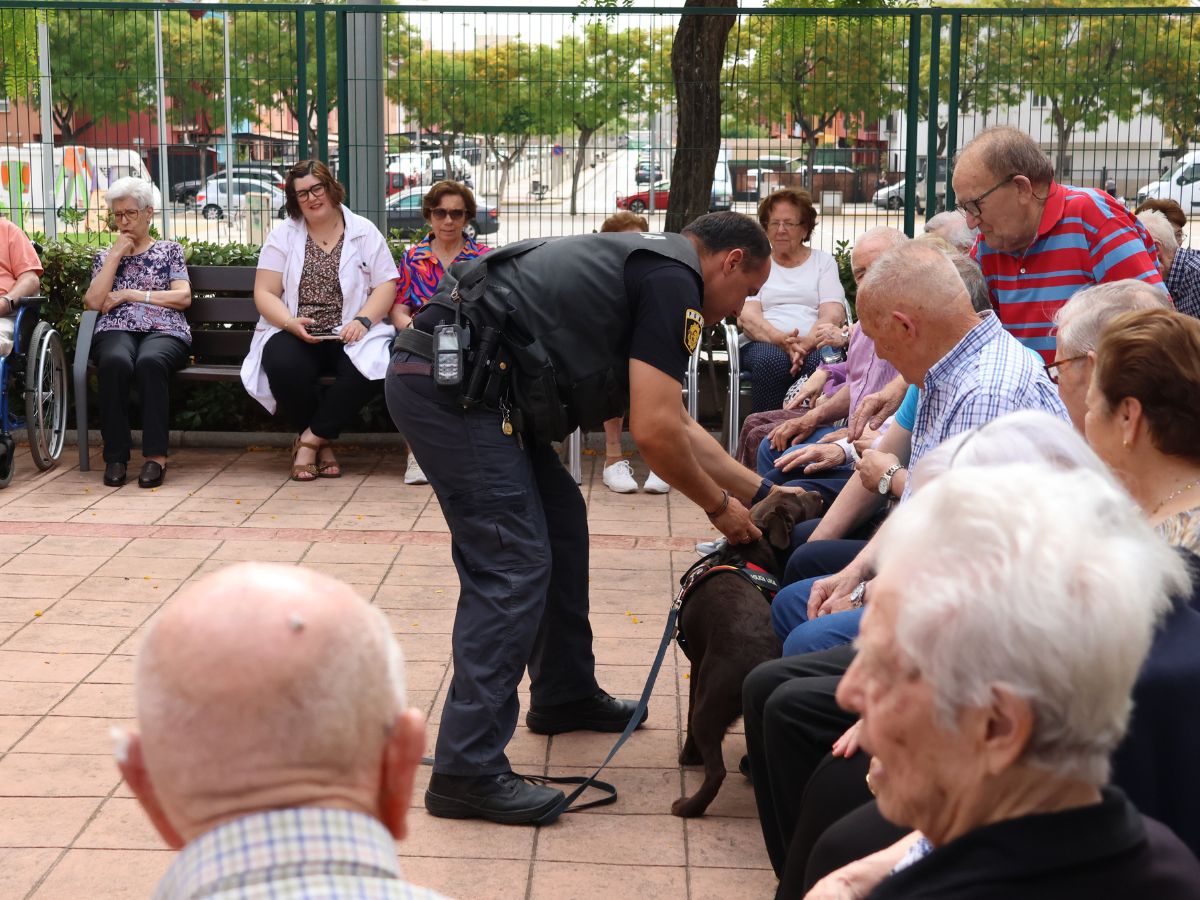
[154,808,449,900]
[1167,247,1200,321]
[906,312,1069,500]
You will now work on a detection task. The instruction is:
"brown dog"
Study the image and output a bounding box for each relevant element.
[672,490,825,818]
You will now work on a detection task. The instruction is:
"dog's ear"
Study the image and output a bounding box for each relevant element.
[762,501,796,550]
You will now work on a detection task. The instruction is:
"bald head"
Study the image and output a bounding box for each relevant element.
[856,243,980,382]
[850,226,909,283]
[126,564,418,845]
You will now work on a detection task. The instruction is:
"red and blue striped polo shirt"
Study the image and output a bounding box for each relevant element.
[971,182,1167,362]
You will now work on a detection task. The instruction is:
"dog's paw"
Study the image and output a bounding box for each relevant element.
[678,745,703,766]
[671,795,707,818]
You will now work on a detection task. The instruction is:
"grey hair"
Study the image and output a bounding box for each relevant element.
[1136,209,1178,253]
[944,251,991,314]
[924,211,977,254]
[853,225,910,256]
[873,463,1189,787]
[858,242,965,309]
[1053,279,1171,355]
[105,176,158,210]
[962,126,1055,185]
[910,410,1116,494]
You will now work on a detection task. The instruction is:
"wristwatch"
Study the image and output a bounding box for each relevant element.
[878,463,903,496]
[849,581,867,608]
[353,315,372,329]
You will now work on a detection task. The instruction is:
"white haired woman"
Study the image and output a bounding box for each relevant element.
[83,177,191,489]
[806,462,1200,898]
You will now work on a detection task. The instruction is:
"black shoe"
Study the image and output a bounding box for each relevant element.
[526,689,648,735]
[739,754,753,782]
[425,771,563,825]
[138,461,165,489]
[102,462,127,487]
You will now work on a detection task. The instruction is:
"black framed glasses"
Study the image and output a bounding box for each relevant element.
[295,183,327,203]
[955,173,1017,218]
[430,207,466,221]
[1043,354,1087,384]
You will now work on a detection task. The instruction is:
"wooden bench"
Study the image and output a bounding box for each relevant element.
[73,265,263,472]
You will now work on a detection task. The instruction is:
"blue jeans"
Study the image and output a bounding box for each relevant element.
[756,427,841,476]
[772,576,865,654]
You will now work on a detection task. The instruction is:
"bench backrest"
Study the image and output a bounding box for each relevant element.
[185,265,259,364]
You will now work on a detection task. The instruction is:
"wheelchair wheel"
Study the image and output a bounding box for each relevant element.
[0,434,14,488]
[24,321,68,471]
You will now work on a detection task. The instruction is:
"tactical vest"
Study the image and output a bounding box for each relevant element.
[424,231,703,443]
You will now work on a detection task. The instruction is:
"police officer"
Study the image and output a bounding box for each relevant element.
[386,212,781,824]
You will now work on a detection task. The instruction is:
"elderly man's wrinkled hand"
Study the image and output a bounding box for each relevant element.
[811,323,847,349]
[778,442,845,475]
[807,568,861,620]
[856,449,900,493]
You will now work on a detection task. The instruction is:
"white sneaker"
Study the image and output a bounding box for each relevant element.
[603,459,639,493]
[695,536,727,556]
[404,454,428,485]
[643,471,671,494]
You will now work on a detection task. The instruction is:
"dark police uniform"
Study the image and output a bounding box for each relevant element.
[386,232,706,777]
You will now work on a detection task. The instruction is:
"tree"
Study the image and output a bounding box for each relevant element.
[666,0,737,233]
[1137,13,1200,155]
[48,7,156,141]
[389,42,485,170]
[744,2,905,193]
[163,11,257,144]
[551,23,663,216]
[0,6,39,103]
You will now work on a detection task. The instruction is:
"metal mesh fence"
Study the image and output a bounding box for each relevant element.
[0,3,1197,250]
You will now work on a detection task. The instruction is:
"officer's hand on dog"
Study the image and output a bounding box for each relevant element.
[709,497,761,545]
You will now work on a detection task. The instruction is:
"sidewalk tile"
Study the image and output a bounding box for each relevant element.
[530,861,686,900]
[0,797,102,847]
[0,753,122,798]
[535,814,685,866]
[30,848,173,899]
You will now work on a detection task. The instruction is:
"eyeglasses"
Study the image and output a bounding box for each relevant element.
[1043,353,1088,384]
[295,183,327,203]
[955,173,1017,219]
[430,207,466,221]
[111,209,143,221]
[767,219,802,231]
[1175,229,1187,247]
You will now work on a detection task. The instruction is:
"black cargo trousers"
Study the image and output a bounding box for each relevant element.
[386,350,600,776]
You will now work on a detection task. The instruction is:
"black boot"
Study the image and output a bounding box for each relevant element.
[526,689,647,735]
[425,771,563,825]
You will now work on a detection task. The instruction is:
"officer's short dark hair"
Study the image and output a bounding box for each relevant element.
[682,212,771,266]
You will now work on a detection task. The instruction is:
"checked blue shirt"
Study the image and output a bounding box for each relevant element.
[153,808,449,900]
[1167,247,1200,321]
[905,312,1069,500]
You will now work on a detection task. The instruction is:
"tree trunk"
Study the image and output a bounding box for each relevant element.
[569,123,595,217]
[1051,101,1071,180]
[665,0,737,233]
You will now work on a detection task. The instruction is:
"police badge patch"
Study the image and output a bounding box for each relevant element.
[684,308,703,354]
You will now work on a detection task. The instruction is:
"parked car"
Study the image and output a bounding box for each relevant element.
[1135,150,1200,208]
[194,178,289,220]
[872,177,946,214]
[175,166,286,208]
[385,187,500,239]
[615,180,729,214]
[635,159,663,184]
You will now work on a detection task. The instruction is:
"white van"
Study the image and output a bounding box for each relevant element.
[1135,151,1200,214]
[0,145,159,219]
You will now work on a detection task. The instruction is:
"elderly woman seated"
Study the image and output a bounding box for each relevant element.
[805,462,1200,898]
[84,177,192,489]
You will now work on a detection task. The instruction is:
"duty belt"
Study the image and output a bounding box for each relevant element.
[673,551,780,653]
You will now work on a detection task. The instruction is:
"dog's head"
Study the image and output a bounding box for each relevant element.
[719,490,825,575]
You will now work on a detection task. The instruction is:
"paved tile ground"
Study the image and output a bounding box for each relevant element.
[0,444,776,899]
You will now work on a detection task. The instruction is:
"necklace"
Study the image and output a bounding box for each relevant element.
[1151,476,1200,516]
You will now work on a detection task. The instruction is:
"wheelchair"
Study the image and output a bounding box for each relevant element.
[0,296,68,487]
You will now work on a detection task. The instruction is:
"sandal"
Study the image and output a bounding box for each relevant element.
[316,443,341,478]
[291,438,321,482]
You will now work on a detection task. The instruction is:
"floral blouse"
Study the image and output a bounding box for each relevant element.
[91,240,191,345]
[1159,506,1200,556]
[394,233,489,312]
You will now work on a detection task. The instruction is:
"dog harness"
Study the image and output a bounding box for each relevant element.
[674,552,781,653]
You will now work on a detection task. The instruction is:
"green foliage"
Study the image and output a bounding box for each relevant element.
[832,239,857,319]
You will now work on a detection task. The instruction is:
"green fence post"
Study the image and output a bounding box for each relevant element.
[926,10,941,217]
[904,12,921,237]
[316,5,328,165]
[336,8,349,190]
[297,10,308,161]
[945,12,962,212]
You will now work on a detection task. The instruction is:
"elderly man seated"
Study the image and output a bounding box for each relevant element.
[1138,209,1200,321]
[114,563,446,899]
[804,463,1200,898]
